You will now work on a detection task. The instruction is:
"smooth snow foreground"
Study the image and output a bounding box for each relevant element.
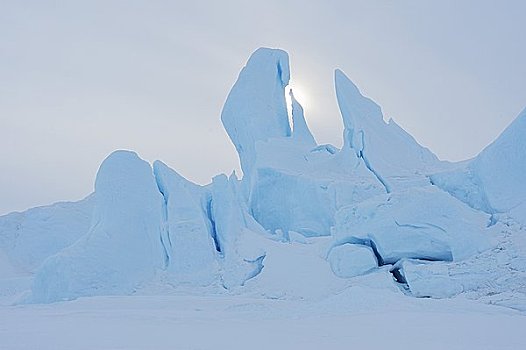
[1,47,525,348]
[1,291,525,350]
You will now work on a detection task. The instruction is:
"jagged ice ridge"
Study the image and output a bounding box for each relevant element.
[1,48,525,309]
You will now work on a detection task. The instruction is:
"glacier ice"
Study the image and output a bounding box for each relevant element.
[30,151,167,302]
[209,174,266,289]
[0,47,524,307]
[223,48,383,238]
[395,218,526,302]
[430,107,526,225]
[289,90,316,147]
[394,259,464,298]
[335,69,445,192]
[334,187,491,264]
[0,196,93,275]
[472,107,526,219]
[221,48,291,178]
[153,161,219,286]
[328,243,378,278]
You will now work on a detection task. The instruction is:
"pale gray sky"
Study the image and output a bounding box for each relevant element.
[1,0,525,215]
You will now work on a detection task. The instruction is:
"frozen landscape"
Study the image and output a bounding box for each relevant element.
[1,48,525,349]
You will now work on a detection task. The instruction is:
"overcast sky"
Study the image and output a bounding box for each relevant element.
[1,0,525,215]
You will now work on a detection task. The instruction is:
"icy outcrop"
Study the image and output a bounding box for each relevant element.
[30,151,166,302]
[429,164,494,215]
[334,187,491,265]
[471,108,526,222]
[431,108,526,224]
[396,219,526,304]
[221,48,380,237]
[0,196,93,274]
[328,244,378,278]
[335,69,443,192]
[1,47,523,307]
[210,174,266,289]
[249,166,336,237]
[153,161,219,286]
[247,135,384,237]
[221,48,291,177]
[395,259,464,298]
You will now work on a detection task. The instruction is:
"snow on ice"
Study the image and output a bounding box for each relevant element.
[0,48,525,323]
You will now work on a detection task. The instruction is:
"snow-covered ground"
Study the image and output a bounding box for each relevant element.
[1,291,524,350]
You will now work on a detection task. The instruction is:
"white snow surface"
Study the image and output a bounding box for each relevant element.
[2,289,525,350]
[1,47,525,348]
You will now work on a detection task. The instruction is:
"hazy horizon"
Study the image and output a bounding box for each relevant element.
[1,1,525,215]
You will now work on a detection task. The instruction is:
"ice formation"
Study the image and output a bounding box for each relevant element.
[221,48,291,178]
[431,108,526,224]
[0,196,93,275]
[0,47,524,307]
[30,151,167,302]
[153,161,219,286]
[335,69,447,192]
[289,90,316,146]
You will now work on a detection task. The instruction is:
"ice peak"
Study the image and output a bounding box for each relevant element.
[334,69,383,151]
[289,89,316,146]
[221,48,292,178]
[334,69,440,191]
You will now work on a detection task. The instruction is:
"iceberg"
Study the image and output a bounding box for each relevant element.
[328,243,378,278]
[30,151,166,302]
[0,47,521,307]
[431,108,526,224]
[335,69,445,192]
[209,174,266,289]
[0,196,93,275]
[334,186,491,265]
[470,108,526,222]
[153,161,220,286]
[221,48,291,178]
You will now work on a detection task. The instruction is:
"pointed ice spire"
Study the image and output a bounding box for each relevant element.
[335,69,383,153]
[290,89,316,147]
[221,48,291,178]
[335,69,440,191]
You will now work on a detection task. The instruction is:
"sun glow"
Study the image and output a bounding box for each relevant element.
[286,83,309,109]
[285,83,310,127]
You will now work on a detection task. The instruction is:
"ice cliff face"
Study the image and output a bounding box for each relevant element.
[1,47,524,305]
